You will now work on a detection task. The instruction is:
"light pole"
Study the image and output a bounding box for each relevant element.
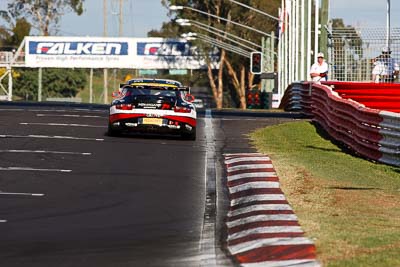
[314,0,320,63]
[182,33,251,58]
[169,5,274,38]
[224,0,281,95]
[387,0,391,49]
[227,0,280,22]
[176,18,262,50]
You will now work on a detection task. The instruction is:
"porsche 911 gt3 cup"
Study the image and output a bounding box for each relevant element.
[108,78,197,140]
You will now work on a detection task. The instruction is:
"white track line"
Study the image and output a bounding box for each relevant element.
[0,167,71,172]
[20,122,105,128]
[227,214,298,228]
[228,226,304,241]
[229,237,314,255]
[225,157,271,164]
[228,204,292,217]
[228,164,274,172]
[0,150,91,155]
[0,219,7,223]
[29,109,107,113]
[224,153,263,157]
[241,260,320,267]
[200,108,217,265]
[0,109,24,111]
[36,114,104,118]
[228,172,277,182]
[0,134,104,142]
[229,182,280,194]
[0,192,45,197]
[231,194,286,206]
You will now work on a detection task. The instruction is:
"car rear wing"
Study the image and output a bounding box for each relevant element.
[119,83,190,93]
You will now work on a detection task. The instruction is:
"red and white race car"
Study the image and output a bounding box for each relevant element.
[108,78,197,140]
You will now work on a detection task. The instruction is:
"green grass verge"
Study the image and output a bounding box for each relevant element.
[250,121,400,267]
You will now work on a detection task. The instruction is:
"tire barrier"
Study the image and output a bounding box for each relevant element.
[224,153,320,267]
[280,81,400,166]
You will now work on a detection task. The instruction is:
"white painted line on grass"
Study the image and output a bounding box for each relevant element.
[225,157,271,164]
[227,214,299,228]
[228,172,277,182]
[242,260,320,267]
[229,237,314,255]
[0,167,72,172]
[228,226,304,241]
[36,114,104,118]
[231,194,286,206]
[0,134,104,142]
[20,122,105,128]
[0,150,91,155]
[228,164,274,172]
[228,204,292,217]
[229,182,280,194]
[0,192,45,197]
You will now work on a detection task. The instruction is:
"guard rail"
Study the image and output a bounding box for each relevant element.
[280,81,400,166]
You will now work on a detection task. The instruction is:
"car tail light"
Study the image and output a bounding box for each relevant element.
[174,106,191,113]
[116,104,133,110]
[161,103,171,110]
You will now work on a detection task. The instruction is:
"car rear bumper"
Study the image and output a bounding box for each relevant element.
[109,113,196,134]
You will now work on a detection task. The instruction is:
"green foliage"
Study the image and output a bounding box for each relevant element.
[0,0,85,36]
[0,18,30,49]
[157,0,280,108]
[11,18,30,45]
[148,21,181,38]
[14,68,87,101]
[251,121,400,266]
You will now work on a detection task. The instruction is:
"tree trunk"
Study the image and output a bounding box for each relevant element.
[248,72,255,88]
[207,64,218,103]
[216,49,226,109]
[207,49,225,109]
[224,57,246,109]
[240,66,246,109]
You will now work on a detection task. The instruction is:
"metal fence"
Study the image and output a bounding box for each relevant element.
[329,27,400,82]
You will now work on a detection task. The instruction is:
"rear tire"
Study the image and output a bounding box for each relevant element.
[182,129,196,140]
[108,123,120,137]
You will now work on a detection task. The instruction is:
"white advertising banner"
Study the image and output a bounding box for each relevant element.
[25,36,219,69]
[25,36,133,68]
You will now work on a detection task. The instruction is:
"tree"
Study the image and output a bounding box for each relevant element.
[158,0,280,109]
[0,0,84,36]
[0,18,31,50]
[331,18,364,81]
[13,68,87,100]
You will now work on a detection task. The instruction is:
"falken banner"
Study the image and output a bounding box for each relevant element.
[25,36,219,69]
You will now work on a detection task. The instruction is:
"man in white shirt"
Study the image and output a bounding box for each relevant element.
[310,52,329,82]
[372,47,399,82]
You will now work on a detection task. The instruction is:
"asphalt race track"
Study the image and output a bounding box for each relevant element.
[0,104,300,267]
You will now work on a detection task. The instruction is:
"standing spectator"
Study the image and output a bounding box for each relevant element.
[310,52,329,82]
[372,47,399,82]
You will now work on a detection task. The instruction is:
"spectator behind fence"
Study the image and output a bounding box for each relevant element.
[309,52,329,82]
[372,47,399,83]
